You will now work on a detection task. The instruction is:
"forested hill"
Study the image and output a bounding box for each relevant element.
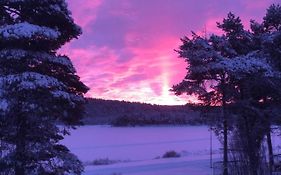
[83,98,203,125]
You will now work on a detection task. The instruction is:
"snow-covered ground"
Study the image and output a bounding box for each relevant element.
[84,156,220,175]
[62,125,222,175]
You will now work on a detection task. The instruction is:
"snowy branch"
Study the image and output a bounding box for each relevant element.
[212,52,277,78]
[0,49,76,73]
[0,22,60,40]
[0,72,66,90]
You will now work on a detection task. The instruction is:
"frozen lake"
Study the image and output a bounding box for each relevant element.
[62,125,222,175]
[62,125,221,161]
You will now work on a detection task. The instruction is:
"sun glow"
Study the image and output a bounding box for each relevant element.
[150,56,187,106]
[157,84,186,105]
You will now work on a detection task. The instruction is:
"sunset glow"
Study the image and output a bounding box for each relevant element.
[61,0,276,105]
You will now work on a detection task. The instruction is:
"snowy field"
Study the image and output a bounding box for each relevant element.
[62,125,222,175]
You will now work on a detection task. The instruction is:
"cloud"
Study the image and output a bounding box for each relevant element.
[67,0,103,29]
[62,0,276,105]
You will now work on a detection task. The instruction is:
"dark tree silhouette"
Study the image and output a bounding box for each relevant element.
[0,1,89,174]
[173,4,281,175]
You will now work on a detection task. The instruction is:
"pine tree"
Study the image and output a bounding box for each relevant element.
[0,1,89,174]
[173,7,281,175]
[252,4,281,173]
[172,32,232,175]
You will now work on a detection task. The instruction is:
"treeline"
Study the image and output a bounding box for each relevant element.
[83,98,203,126]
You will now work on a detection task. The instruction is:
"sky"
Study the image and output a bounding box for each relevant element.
[60,0,277,105]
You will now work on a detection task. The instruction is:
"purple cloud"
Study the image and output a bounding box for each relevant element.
[61,0,276,105]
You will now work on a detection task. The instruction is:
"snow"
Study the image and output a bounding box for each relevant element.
[0,72,83,110]
[50,4,62,12]
[261,32,280,44]
[62,126,281,174]
[210,35,237,57]
[213,52,275,78]
[0,49,76,73]
[0,72,84,109]
[0,72,65,90]
[0,99,9,112]
[62,125,220,162]
[0,22,60,40]
[62,125,221,175]
[189,50,277,79]
[84,157,218,175]
[51,90,84,105]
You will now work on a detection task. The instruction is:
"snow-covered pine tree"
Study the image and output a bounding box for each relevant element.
[215,7,281,174]
[0,1,89,174]
[172,31,232,175]
[250,4,281,173]
[172,8,281,175]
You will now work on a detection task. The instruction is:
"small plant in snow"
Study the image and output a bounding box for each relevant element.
[162,150,181,158]
[111,173,122,175]
[84,158,128,166]
[91,158,116,166]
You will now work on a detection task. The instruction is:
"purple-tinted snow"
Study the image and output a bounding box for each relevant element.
[62,125,222,175]
[62,125,220,162]
[62,126,281,174]
[0,22,60,40]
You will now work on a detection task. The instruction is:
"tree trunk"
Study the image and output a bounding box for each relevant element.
[243,116,258,175]
[15,138,25,175]
[223,115,228,175]
[222,77,228,175]
[15,114,26,175]
[267,131,274,174]
[264,100,274,174]
[15,162,25,175]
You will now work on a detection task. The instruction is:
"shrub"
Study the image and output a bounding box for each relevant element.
[162,150,181,158]
[90,158,116,165]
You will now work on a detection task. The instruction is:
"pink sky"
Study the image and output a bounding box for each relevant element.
[61,0,276,105]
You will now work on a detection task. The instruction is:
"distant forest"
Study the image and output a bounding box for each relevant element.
[83,98,204,126]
